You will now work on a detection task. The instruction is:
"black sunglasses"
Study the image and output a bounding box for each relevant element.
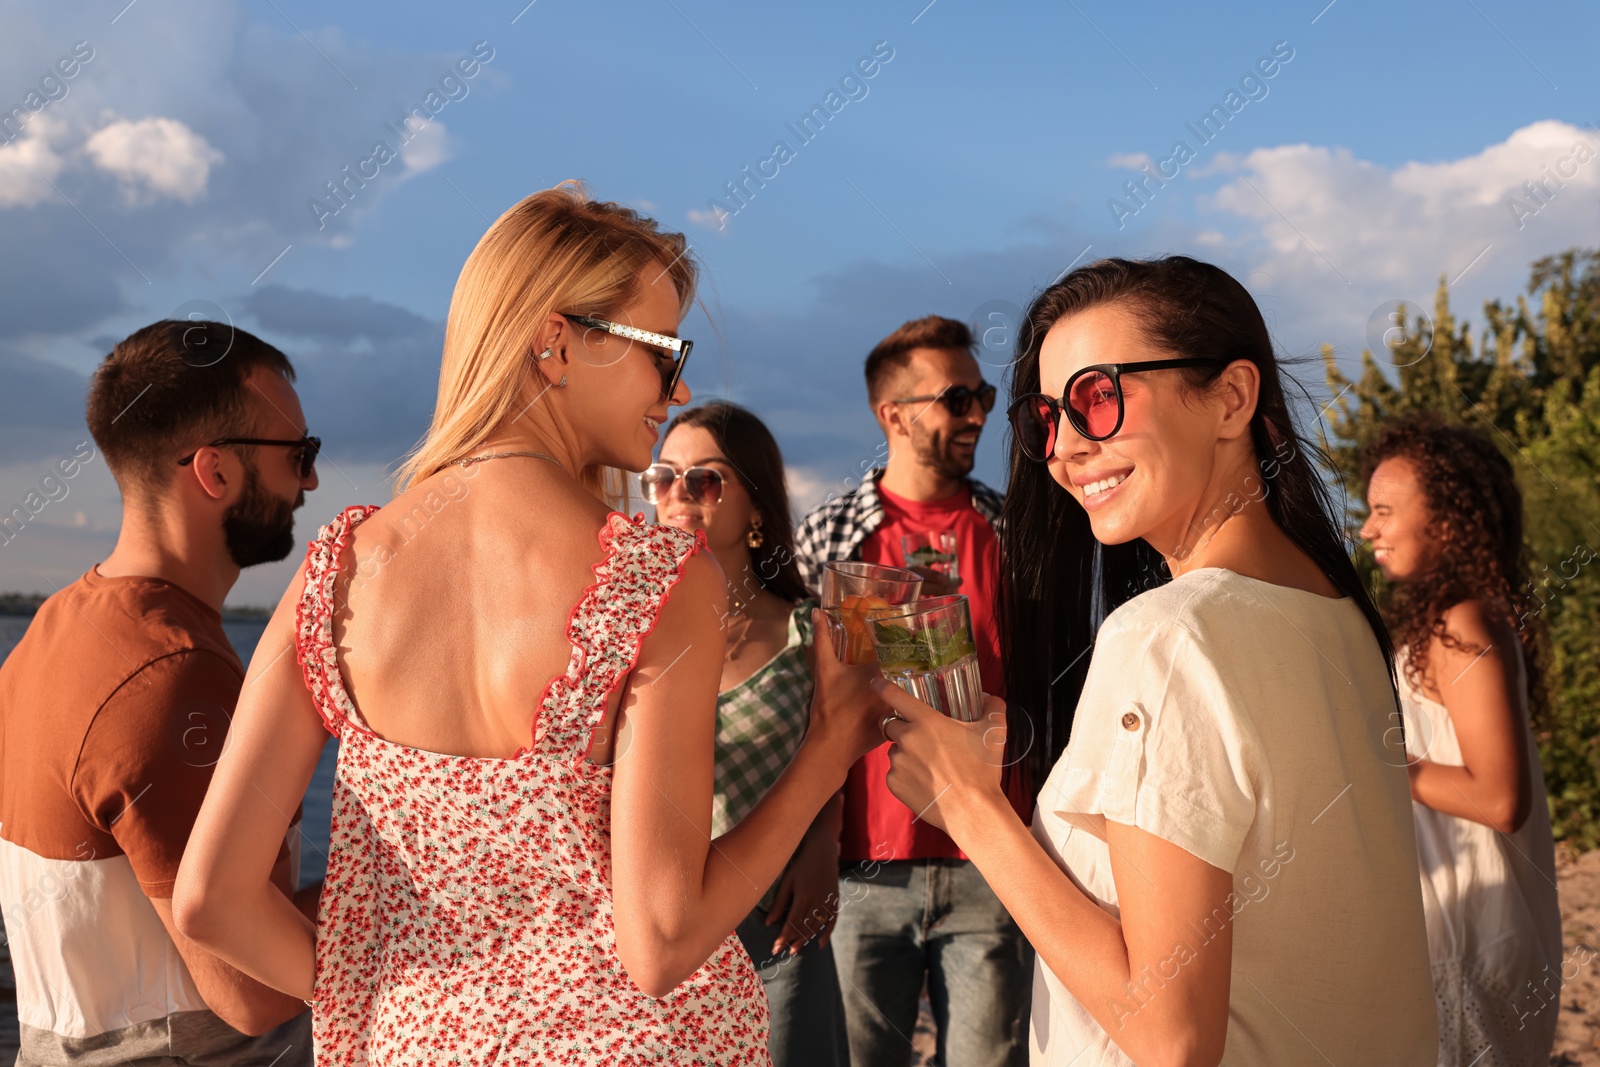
[1008,359,1221,461]
[178,435,321,478]
[639,463,724,505]
[562,313,693,400]
[890,382,997,418]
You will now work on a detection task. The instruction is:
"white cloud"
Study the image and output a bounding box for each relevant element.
[784,464,833,519]
[0,116,66,208]
[84,116,224,203]
[1188,150,1242,179]
[1107,151,1153,170]
[687,206,730,232]
[1207,120,1600,296]
[0,3,487,343]
[398,119,450,173]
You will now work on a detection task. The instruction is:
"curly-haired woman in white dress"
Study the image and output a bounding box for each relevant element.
[1362,414,1563,1066]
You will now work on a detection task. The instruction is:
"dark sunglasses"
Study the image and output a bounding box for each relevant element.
[889,382,997,418]
[562,313,693,400]
[1008,359,1221,461]
[178,435,321,478]
[639,463,724,505]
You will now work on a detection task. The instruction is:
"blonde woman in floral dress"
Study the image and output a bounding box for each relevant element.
[173,185,885,1064]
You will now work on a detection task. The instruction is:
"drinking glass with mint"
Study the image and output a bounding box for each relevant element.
[867,595,983,722]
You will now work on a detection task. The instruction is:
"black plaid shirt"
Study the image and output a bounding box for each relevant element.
[793,467,1005,593]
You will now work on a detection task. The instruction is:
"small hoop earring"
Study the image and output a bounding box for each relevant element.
[535,348,566,388]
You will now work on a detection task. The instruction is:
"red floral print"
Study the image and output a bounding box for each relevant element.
[295,506,770,1065]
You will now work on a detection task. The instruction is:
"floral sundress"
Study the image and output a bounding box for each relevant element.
[295,505,770,1065]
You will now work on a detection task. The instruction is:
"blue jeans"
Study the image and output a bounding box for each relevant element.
[736,907,850,1067]
[831,858,1031,1067]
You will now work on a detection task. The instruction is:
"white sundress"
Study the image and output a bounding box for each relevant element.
[1399,646,1563,1066]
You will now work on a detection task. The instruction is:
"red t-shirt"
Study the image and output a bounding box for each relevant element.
[839,482,1029,862]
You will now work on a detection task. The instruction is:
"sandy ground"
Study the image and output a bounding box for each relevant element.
[907,845,1600,1066]
[1552,845,1600,1064]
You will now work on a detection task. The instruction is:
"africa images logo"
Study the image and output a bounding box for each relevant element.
[1107,40,1295,230]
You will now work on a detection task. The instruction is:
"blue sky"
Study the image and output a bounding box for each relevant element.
[1,0,1596,605]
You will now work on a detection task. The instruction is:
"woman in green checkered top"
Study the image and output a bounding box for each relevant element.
[648,401,849,1067]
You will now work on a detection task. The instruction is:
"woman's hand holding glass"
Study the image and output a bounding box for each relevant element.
[876,677,1010,835]
[805,608,893,770]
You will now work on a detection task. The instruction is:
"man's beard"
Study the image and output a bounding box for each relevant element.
[223,461,302,568]
[911,425,977,481]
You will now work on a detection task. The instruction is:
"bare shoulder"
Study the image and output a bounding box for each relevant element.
[1437,599,1513,657]
[351,467,616,577]
[1431,599,1518,690]
[658,550,728,629]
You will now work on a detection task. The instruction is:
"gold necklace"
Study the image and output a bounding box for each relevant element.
[725,609,755,660]
[454,450,568,474]
[724,579,758,659]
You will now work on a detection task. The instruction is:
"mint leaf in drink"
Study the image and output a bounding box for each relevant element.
[870,615,976,672]
[933,634,977,669]
[906,615,973,669]
[926,627,976,669]
[871,620,914,645]
[870,620,931,671]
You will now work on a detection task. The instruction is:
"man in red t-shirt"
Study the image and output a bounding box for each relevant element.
[795,316,1031,1067]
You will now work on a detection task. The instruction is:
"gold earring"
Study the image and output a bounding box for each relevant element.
[746,514,765,549]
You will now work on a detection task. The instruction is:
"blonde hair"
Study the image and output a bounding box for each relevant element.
[394,181,698,501]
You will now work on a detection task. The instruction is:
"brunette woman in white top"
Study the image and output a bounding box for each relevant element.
[1361,415,1562,1065]
[874,256,1437,1065]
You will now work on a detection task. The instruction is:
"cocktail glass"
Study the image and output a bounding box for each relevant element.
[820,561,923,665]
[866,595,983,722]
[901,531,959,580]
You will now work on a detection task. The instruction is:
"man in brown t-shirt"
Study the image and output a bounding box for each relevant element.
[0,320,323,1065]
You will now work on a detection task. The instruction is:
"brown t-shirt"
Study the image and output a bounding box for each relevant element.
[0,567,308,1063]
[1,567,242,894]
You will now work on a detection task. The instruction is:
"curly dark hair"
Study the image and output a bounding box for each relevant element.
[1359,414,1545,717]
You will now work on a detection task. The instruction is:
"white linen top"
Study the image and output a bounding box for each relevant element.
[1399,646,1562,1064]
[1030,567,1438,1065]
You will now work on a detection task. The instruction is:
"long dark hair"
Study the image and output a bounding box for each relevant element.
[999,256,1398,791]
[1359,414,1545,718]
[665,401,812,604]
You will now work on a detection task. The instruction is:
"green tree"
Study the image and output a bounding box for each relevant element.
[1322,248,1600,846]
